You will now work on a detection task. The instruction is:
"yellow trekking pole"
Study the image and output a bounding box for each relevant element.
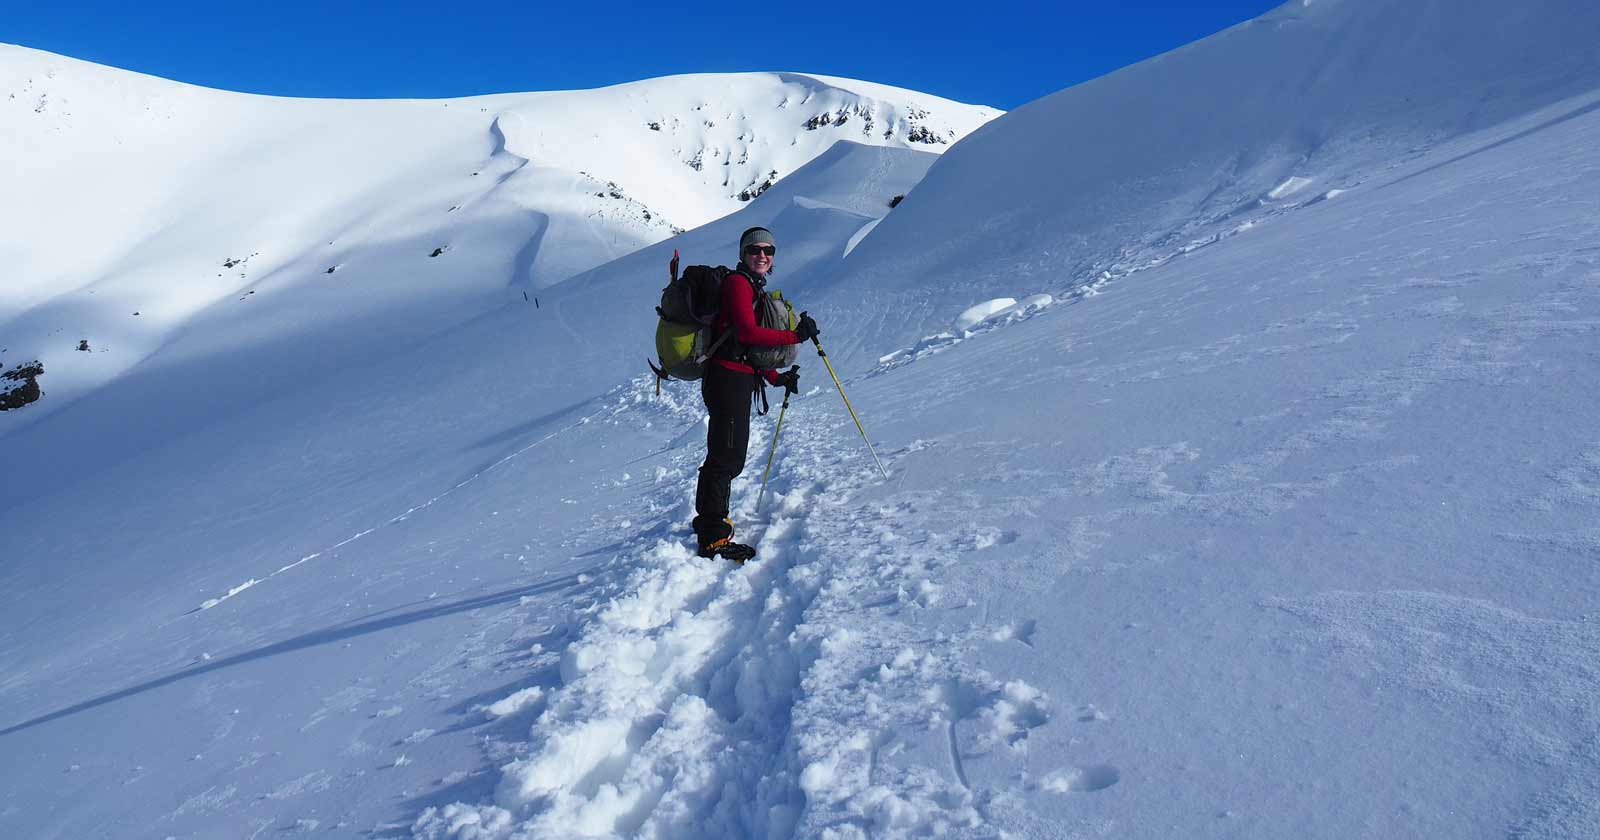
[811,337,890,479]
[756,366,798,511]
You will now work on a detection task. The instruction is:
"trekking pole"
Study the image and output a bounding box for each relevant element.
[756,366,798,511]
[811,338,890,479]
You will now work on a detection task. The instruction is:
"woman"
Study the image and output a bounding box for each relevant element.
[693,226,820,562]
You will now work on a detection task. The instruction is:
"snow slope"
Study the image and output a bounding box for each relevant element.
[0,136,944,838]
[0,43,997,436]
[6,1,1600,838]
[820,0,1600,351]
[412,86,1600,838]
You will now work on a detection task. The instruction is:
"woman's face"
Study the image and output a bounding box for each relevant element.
[743,243,775,275]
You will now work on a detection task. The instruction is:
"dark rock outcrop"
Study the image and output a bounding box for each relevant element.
[738,170,780,202]
[0,361,44,411]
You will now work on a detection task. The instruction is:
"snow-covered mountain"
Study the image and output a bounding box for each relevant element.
[6,1,1600,837]
[815,0,1600,351]
[0,43,997,434]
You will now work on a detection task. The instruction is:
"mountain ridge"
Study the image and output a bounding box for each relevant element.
[0,43,997,432]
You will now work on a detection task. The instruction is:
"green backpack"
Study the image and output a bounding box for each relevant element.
[651,251,796,384]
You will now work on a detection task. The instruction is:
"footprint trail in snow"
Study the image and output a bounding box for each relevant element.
[414,376,1070,839]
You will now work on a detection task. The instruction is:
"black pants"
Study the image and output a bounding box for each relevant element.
[693,364,758,545]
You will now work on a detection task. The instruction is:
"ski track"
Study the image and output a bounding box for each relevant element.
[414,376,1060,839]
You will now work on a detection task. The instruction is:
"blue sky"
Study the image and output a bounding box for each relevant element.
[6,1,1284,109]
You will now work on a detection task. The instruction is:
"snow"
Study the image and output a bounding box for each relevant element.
[1266,175,1314,199]
[483,687,544,718]
[7,0,1600,837]
[0,43,997,436]
[952,298,1016,332]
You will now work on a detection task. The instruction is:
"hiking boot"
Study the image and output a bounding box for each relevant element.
[697,536,756,563]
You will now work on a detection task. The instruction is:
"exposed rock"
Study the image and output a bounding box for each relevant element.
[738,169,780,202]
[805,104,873,131]
[77,339,90,352]
[0,361,44,411]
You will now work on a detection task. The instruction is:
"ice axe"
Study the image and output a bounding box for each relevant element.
[654,250,681,398]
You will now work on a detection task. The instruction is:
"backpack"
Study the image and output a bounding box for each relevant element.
[651,251,797,383]
[652,258,728,382]
[741,290,798,370]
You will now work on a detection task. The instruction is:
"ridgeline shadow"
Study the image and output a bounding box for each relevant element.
[1385,96,1600,190]
[461,397,591,454]
[0,574,583,738]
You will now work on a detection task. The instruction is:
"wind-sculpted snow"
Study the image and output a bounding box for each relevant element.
[872,294,1054,375]
[814,0,1600,353]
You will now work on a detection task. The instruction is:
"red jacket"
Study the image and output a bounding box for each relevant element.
[712,271,799,384]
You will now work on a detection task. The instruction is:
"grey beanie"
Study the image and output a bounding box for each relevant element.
[739,226,775,252]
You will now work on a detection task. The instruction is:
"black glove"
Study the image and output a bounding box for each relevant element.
[794,311,821,343]
[773,366,800,395]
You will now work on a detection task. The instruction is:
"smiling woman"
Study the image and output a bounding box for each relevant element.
[689,225,810,562]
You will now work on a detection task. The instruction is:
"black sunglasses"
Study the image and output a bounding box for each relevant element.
[744,244,776,256]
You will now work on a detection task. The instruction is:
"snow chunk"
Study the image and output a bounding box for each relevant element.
[413,803,515,839]
[953,294,1054,334]
[1040,764,1121,793]
[484,686,545,718]
[979,680,1050,749]
[198,577,259,610]
[1267,176,1314,199]
[953,298,1016,332]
